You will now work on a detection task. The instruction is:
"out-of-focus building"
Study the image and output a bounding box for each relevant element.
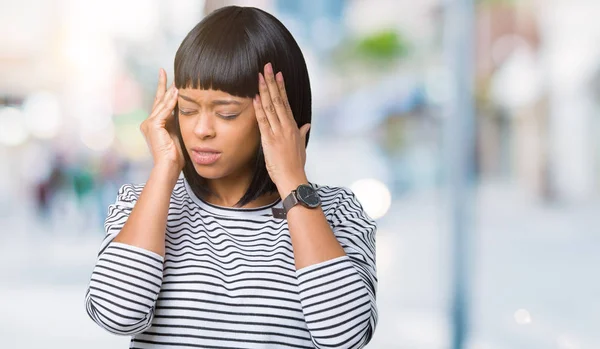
[475,0,600,203]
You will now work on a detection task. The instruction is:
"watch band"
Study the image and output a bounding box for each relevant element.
[271,190,298,219]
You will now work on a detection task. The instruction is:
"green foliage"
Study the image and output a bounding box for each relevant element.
[355,29,409,61]
[330,28,410,74]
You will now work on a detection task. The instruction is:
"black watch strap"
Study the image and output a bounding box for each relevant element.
[272,190,298,220]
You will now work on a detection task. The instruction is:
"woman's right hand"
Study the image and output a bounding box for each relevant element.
[140,68,185,172]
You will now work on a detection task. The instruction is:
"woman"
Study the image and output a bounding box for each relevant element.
[85,6,377,349]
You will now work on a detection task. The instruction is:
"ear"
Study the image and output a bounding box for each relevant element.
[300,123,311,143]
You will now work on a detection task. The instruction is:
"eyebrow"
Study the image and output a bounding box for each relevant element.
[179,94,242,106]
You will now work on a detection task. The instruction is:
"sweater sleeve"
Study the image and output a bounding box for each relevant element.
[84,183,165,336]
[296,187,378,349]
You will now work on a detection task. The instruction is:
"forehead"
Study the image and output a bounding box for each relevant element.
[178,88,248,102]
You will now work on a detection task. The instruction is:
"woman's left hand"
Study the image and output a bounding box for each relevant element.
[254,62,311,192]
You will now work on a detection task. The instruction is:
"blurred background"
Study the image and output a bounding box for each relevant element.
[1,0,599,348]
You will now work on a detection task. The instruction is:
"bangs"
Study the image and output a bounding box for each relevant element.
[175,8,263,98]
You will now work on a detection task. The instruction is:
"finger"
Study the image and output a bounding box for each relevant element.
[275,72,293,116]
[263,63,290,128]
[152,68,168,111]
[158,84,178,121]
[151,83,178,122]
[258,71,280,133]
[149,83,173,119]
[253,94,273,138]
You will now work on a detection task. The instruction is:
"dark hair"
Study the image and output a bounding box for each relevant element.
[173,5,312,208]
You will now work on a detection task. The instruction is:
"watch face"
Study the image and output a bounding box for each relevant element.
[296,184,321,208]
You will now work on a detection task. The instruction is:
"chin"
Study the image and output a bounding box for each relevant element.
[191,164,229,180]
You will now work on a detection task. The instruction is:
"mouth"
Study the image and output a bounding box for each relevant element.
[191,150,222,165]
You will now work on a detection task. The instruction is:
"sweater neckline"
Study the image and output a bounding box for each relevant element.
[183,177,283,218]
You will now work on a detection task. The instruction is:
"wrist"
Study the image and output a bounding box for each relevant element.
[277,174,309,198]
[151,163,181,184]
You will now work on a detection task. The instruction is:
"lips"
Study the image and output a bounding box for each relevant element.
[191,150,221,165]
[192,146,220,153]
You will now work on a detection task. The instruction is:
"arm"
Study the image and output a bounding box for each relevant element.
[112,164,179,257]
[84,165,179,335]
[279,179,378,349]
[253,62,377,347]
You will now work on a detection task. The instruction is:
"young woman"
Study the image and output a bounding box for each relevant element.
[85,6,378,349]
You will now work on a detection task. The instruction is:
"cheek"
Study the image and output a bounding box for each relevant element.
[230,123,261,158]
[247,111,260,137]
[248,119,261,146]
[177,117,194,142]
[235,123,260,147]
[179,117,190,138]
[179,121,193,147]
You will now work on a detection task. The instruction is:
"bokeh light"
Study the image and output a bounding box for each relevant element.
[514,308,532,325]
[22,91,62,139]
[350,178,392,220]
[0,107,28,146]
[80,121,116,152]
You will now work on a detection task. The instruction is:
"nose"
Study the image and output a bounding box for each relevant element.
[192,112,216,139]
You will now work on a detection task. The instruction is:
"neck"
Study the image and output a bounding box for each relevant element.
[201,172,279,209]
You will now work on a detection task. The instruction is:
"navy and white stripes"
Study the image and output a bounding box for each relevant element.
[85,178,377,348]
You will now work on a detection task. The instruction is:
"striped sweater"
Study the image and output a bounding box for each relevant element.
[85,177,378,348]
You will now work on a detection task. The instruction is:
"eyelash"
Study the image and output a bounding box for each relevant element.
[179,110,238,120]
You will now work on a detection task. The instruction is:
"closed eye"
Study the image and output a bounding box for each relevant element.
[178,109,239,120]
[179,109,195,116]
[217,113,239,120]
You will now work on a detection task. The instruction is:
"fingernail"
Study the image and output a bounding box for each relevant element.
[276,72,283,82]
[265,63,272,74]
[258,73,265,84]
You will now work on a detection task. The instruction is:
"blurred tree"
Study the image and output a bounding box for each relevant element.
[355,29,408,61]
[333,29,410,69]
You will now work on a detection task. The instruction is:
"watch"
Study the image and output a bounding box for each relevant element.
[271,183,321,219]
